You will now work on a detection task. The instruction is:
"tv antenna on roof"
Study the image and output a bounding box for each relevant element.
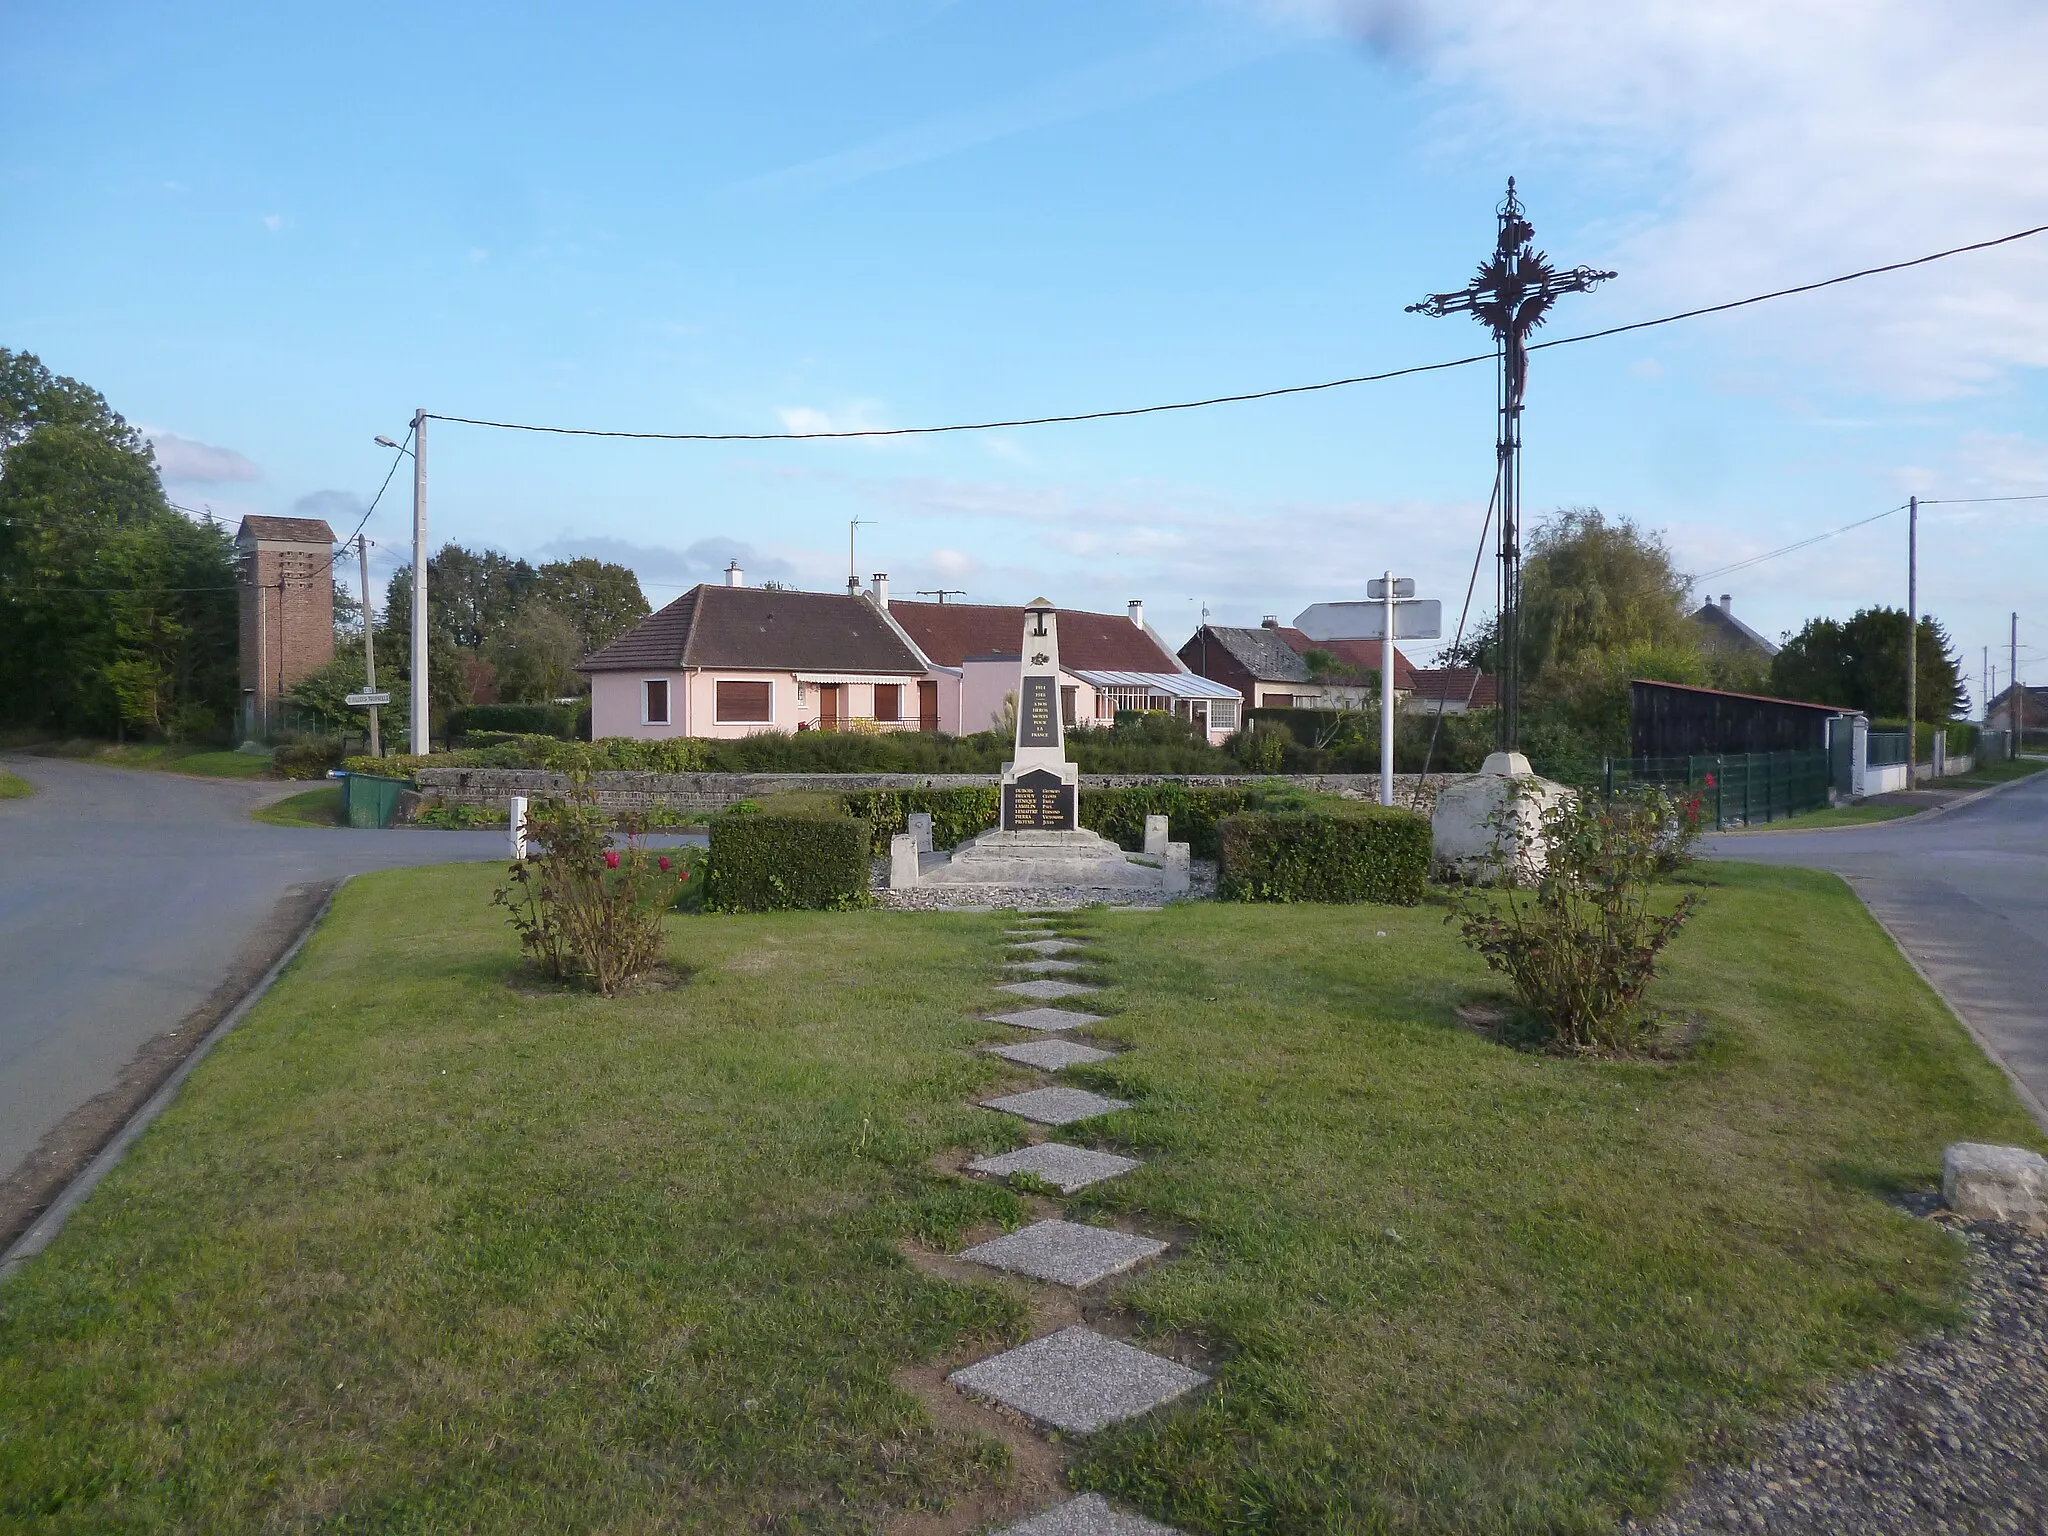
[848,517,874,595]
[917,589,967,604]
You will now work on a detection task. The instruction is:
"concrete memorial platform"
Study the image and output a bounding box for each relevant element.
[998,979,1100,1001]
[996,1495,1181,1536]
[948,1325,1207,1434]
[986,1007,1106,1032]
[983,1086,1130,1125]
[960,1219,1167,1287]
[967,1142,1141,1192]
[984,1038,1114,1070]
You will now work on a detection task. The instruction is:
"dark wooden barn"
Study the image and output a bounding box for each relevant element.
[1628,679,1852,759]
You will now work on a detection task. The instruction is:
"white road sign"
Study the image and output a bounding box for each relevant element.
[1291,599,1442,642]
[1366,576,1416,600]
[344,691,393,707]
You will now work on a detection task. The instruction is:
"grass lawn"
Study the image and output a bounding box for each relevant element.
[252,783,344,827]
[1951,755,2047,789]
[0,768,32,799]
[43,740,276,778]
[1739,802,1921,831]
[1,866,2039,1532]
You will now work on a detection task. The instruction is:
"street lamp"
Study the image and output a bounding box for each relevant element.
[373,417,429,754]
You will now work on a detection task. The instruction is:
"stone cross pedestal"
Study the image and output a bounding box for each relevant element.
[1001,598,1080,832]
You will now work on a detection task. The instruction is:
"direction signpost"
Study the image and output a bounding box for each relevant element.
[1295,578,1442,806]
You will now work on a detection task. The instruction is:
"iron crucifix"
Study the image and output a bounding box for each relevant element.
[1408,178,1615,751]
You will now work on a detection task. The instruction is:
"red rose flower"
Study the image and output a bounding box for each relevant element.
[658,856,671,872]
[1702,773,1717,789]
[604,850,620,869]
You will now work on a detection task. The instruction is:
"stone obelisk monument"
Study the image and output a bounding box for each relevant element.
[1001,597,1080,831]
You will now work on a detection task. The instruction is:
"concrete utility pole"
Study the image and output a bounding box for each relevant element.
[410,408,429,756]
[1907,495,1918,783]
[1380,570,1398,808]
[2015,612,2024,755]
[357,533,381,758]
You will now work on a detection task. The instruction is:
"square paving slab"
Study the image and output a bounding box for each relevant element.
[983,1086,1130,1126]
[967,1142,1141,1192]
[998,1495,1182,1536]
[999,979,1100,1001]
[960,1220,1168,1287]
[1005,958,1085,974]
[1010,938,1086,955]
[983,1038,1114,1070]
[949,1326,1207,1434]
[986,1007,1106,1032]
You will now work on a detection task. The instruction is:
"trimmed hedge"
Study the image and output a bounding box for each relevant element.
[842,787,1000,856]
[1218,805,1431,905]
[704,812,873,912]
[449,702,587,741]
[273,739,346,780]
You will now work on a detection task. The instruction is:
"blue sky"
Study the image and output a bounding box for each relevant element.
[5,0,2045,703]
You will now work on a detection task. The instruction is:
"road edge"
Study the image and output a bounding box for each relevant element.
[0,880,345,1283]
[1844,878,2048,1137]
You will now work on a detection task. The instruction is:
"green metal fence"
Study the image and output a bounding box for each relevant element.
[341,773,409,829]
[1600,750,1832,830]
[1865,731,1910,767]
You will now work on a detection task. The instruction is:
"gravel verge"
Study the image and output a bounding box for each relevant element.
[1632,1201,2047,1535]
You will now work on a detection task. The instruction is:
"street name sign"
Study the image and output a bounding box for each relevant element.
[1291,599,1442,642]
[344,691,393,707]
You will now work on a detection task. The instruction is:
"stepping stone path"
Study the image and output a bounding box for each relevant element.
[986,1007,1105,1032]
[967,1143,1139,1193]
[984,1038,1114,1070]
[982,1086,1130,1126]
[917,910,1198,1529]
[999,979,1100,1001]
[949,1325,1207,1434]
[960,1219,1167,1287]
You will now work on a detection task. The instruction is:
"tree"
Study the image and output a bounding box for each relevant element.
[1,348,141,457]
[533,557,649,654]
[1771,608,1962,722]
[488,602,585,702]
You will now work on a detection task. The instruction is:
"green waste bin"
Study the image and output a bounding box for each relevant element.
[342,773,409,829]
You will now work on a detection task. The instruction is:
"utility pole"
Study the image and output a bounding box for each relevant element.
[1409,179,1615,753]
[1380,571,1397,808]
[2015,611,2024,756]
[1906,495,1918,783]
[357,533,381,758]
[410,408,429,756]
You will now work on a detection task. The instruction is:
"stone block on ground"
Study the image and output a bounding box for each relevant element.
[986,1007,1106,1032]
[906,811,933,852]
[984,1038,1114,1070]
[1143,814,1170,857]
[999,979,1100,1000]
[1005,958,1085,974]
[960,1219,1168,1287]
[996,1495,1182,1536]
[1943,1142,2048,1230]
[983,1086,1130,1126]
[889,833,920,890]
[949,1325,1207,1433]
[968,1142,1141,1192]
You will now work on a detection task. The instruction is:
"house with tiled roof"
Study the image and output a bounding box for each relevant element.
[885,592,1240,741]
[1689,594,1780,659]
[579,566,927,738]
[1179,618,1416,714]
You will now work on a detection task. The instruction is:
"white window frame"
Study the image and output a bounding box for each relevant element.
[714,676,776,725]
[641,677,671,726]
[1210,698,1240,732]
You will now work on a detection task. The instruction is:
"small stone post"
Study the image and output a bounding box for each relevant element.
[1143,814,1169,856]
[907,812,933,853]
[889,833,920,889]
[508,795,528,859]
[1162,842,1190,895]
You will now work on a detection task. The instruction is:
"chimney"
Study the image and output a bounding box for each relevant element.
[724,560,744,588]
[1720,593,1731,611]
[1127,599,1144,629]
[1261,615,1279,629]
[872,573,889,609]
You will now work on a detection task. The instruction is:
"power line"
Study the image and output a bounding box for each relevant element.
[421,221,2048,443]
[1694,505,1908,583]
[329,425,415,579]
[1920,492,2048,505]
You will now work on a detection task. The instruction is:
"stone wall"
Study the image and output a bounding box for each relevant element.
[413,767,1467,815]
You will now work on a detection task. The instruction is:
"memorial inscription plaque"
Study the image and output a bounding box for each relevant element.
[1002,767,1076,831]
[1017,675,1059,749]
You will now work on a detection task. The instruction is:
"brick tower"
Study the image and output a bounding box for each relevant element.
[235,515,336,739]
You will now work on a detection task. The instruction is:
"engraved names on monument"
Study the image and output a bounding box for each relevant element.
[1003,768,1075,830]
[999,598,1079,832]
[1018,676,1059,748]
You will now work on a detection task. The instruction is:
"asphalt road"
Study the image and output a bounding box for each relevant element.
[1708,769,2048,1127]
[0,757,509,1180]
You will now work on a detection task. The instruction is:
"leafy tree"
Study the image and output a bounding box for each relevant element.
[1,348,140,456]
[286,650,369,733]
[1771,608,1962,722]
[533,556,650,654]
[489,602,585,702]
[1520,508,1696,679]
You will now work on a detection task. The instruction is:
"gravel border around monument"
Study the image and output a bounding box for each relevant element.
[948,1325,1208,1434]
[1630,1208,2048,1535]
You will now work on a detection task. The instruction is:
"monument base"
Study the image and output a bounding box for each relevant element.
[909,827,1188,895]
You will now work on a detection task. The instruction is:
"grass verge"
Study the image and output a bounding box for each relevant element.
[252,784,344,827]
[1951,755,2047,789]
[1740,802,1921,831]
[0,769,32,799]
[0,867,2037,1531]
[38,740,276,778]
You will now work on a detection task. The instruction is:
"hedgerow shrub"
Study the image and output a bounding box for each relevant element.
[842,787,1000,856]
[1079,784,1250,858]
[704,812,872,912]
[450,702,586,741]
[1217,805,1431,904]
[272,739,346,780]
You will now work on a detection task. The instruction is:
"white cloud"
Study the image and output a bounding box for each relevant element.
[775,400,892,436]
[260,213,284,232]
[145,430,263,483]
[535,534,801,594]
[1266,1,2048,398]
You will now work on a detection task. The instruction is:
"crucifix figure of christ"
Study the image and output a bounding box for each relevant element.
[1408,178,1615,751]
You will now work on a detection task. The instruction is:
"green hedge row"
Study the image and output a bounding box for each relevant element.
[1217,805,1431,905]
[449,702,588,741]
[842,787,1001,856]
[704,812,872,912]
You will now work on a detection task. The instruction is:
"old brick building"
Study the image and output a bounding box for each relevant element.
[235,515,336,738]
